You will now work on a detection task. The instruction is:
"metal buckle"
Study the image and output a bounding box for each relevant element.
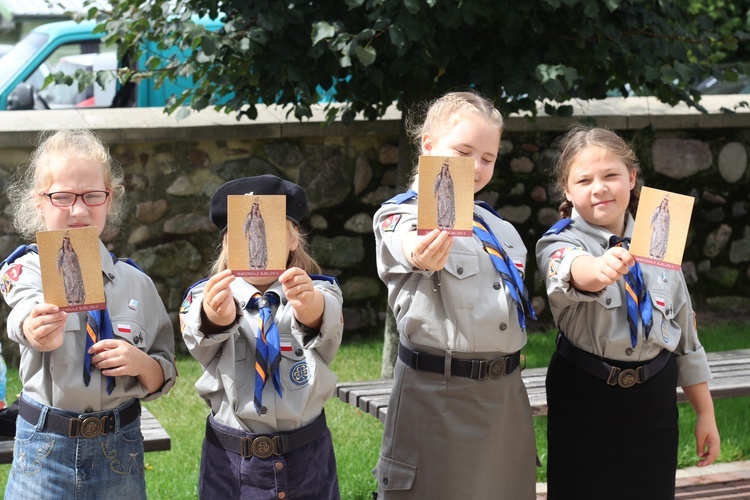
[487,357,507,379]
[471,359,488,380]
[617,368,640,388]
[80,416,104,438]
[242,435,281,459]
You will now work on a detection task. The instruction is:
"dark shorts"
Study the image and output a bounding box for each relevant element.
[546,351,678,500]
[199,414,340,500]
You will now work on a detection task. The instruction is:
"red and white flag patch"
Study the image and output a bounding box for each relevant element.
[655,299,666,308]
[280,341,293,352]
[117,324,132,334]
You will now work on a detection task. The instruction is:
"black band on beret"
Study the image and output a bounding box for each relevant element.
[209,175,307,232]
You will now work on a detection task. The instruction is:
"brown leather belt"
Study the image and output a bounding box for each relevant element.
[398,342,521,380]
[556,332,671,388]
[205,411,328,459]
[19,396,140,438]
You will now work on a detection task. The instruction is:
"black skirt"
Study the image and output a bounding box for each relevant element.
[545,350,679,500]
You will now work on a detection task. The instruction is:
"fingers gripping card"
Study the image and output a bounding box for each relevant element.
[37,226,105,312]
[630,187,695,270]
[417,156,474,236]
[228,194,287,277]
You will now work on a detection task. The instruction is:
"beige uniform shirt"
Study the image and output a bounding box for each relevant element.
[1,241,176,412]
[374,196,528,354]
[536,211,710,387]
[181,275,343,434]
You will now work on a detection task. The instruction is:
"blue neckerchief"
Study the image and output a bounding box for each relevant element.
[609,236,653,348]
[248,292,282,414]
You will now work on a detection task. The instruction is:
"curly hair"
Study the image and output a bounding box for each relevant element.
[551,124,642,220]
[406,90,503,182]
[7,129,125,241]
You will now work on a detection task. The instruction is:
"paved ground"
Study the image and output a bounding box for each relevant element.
[535,461,750,499]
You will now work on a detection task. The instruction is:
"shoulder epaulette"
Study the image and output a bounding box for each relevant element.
[182,278,209,302]
[310,274,339,286]
[1,244,38,267]
[544,218,573,235]
[474,201,503,219]
[109,253,145,273]
[383,189,417,205]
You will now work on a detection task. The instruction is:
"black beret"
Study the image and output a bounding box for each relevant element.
[209,175,307,232]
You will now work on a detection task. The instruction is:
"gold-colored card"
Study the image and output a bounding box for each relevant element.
[227,194,287,277]
[417,156,475,236]
[630,187,694,270]
[37,226,105,312]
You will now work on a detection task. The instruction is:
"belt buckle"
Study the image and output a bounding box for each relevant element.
[471,359,488,380]
[617,367,641,388]
[487,357,507,379]
[250,435,280,459]
[80,416,104,438]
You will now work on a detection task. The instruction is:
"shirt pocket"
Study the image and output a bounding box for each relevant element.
[279,334,313,392]
[648,290,679,348]
[234,337,248,389]
[55,313,82,367]
[595,287,622,310]
[442,249,479,281]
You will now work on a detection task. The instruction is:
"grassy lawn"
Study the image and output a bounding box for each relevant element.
[0,324,746,498]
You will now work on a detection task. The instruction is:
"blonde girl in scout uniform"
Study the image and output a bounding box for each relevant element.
[180,175,343,500]
[0,130,176,499]
[536,125,720,500]
[373,91,538,499]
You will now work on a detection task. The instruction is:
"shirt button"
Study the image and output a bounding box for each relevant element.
[239,301,245,309]
[295,349,304,356]
[108,273,115,279]
[457,267,464,275]
[606,297,612,305]
[275,461,284,471]
[499,323,507,331]
[85,408,93,413]
[383,477,389,486]
[282,298,288,305]
[493,282,501,290]
[625,348,633,356]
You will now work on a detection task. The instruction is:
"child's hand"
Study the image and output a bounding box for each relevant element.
[280,267,324,329]
[592,247,635,286]
[89,339,165,394]
[202,269,237,327]
[23,303,68,352]
[695,414,721,467]
[409,229,454,271]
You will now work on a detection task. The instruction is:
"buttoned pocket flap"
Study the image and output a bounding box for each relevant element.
[374,455,416,492]
[649,291,675,319]
[443,249,479,280]
[595,289,622,309]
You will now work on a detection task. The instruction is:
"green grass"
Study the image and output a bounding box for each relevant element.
[0,325,746,497]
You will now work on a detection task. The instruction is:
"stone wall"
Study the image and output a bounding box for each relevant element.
[0,97,748,367]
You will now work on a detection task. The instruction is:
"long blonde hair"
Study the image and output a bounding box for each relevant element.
[209,221,321,276]
[7,129,125,241]
[552,124,642,219]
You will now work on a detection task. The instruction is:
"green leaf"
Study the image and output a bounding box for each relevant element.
[355,44,377,66]
[174,106,192,121]
[312,21,336,46]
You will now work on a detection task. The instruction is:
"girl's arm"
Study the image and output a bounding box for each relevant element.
[683,382,721,467]
[569,247,634,292]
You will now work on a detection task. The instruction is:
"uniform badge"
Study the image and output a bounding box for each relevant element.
[179,294,193,315]
[280,341,293,353]
[655,298,666,309]
[381,214,401,232]
[117,324,132,335]
[1,264,22,297]
[128,299,139,311]
[4,265,22,282]
[289,361,311,386]
[661,319,669,344]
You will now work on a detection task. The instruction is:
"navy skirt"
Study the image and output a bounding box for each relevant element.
[546,350,678,500]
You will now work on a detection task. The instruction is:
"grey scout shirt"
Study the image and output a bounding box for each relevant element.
[536,211,710,388]
[1,241,177,412]
[181,276,343,434]
[374,197,528,355]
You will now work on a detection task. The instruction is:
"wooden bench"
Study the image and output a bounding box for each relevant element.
[336,349,750,423]
[0,406,170,464]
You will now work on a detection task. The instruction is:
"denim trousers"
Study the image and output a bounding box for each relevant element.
[5,395,146,500]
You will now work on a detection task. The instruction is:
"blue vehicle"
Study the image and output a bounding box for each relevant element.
[0,18,223,111]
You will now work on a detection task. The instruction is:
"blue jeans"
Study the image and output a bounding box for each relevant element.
[5,395,146,499]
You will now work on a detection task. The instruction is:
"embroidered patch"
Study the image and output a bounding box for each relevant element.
[661,318,669,344]
[179,293,193,315]
[280,341,293,352]
[381,214,401,232]
[4,264,22,282]
[128,299,139,311]
[117,324,132,334]
[0,275,11,298]
[289,361,311,386]
[655,298,666,308]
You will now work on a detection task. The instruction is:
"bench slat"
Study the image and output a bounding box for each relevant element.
[338,348,750,424]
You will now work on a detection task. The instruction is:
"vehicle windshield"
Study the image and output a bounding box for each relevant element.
[0,33,48,89]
